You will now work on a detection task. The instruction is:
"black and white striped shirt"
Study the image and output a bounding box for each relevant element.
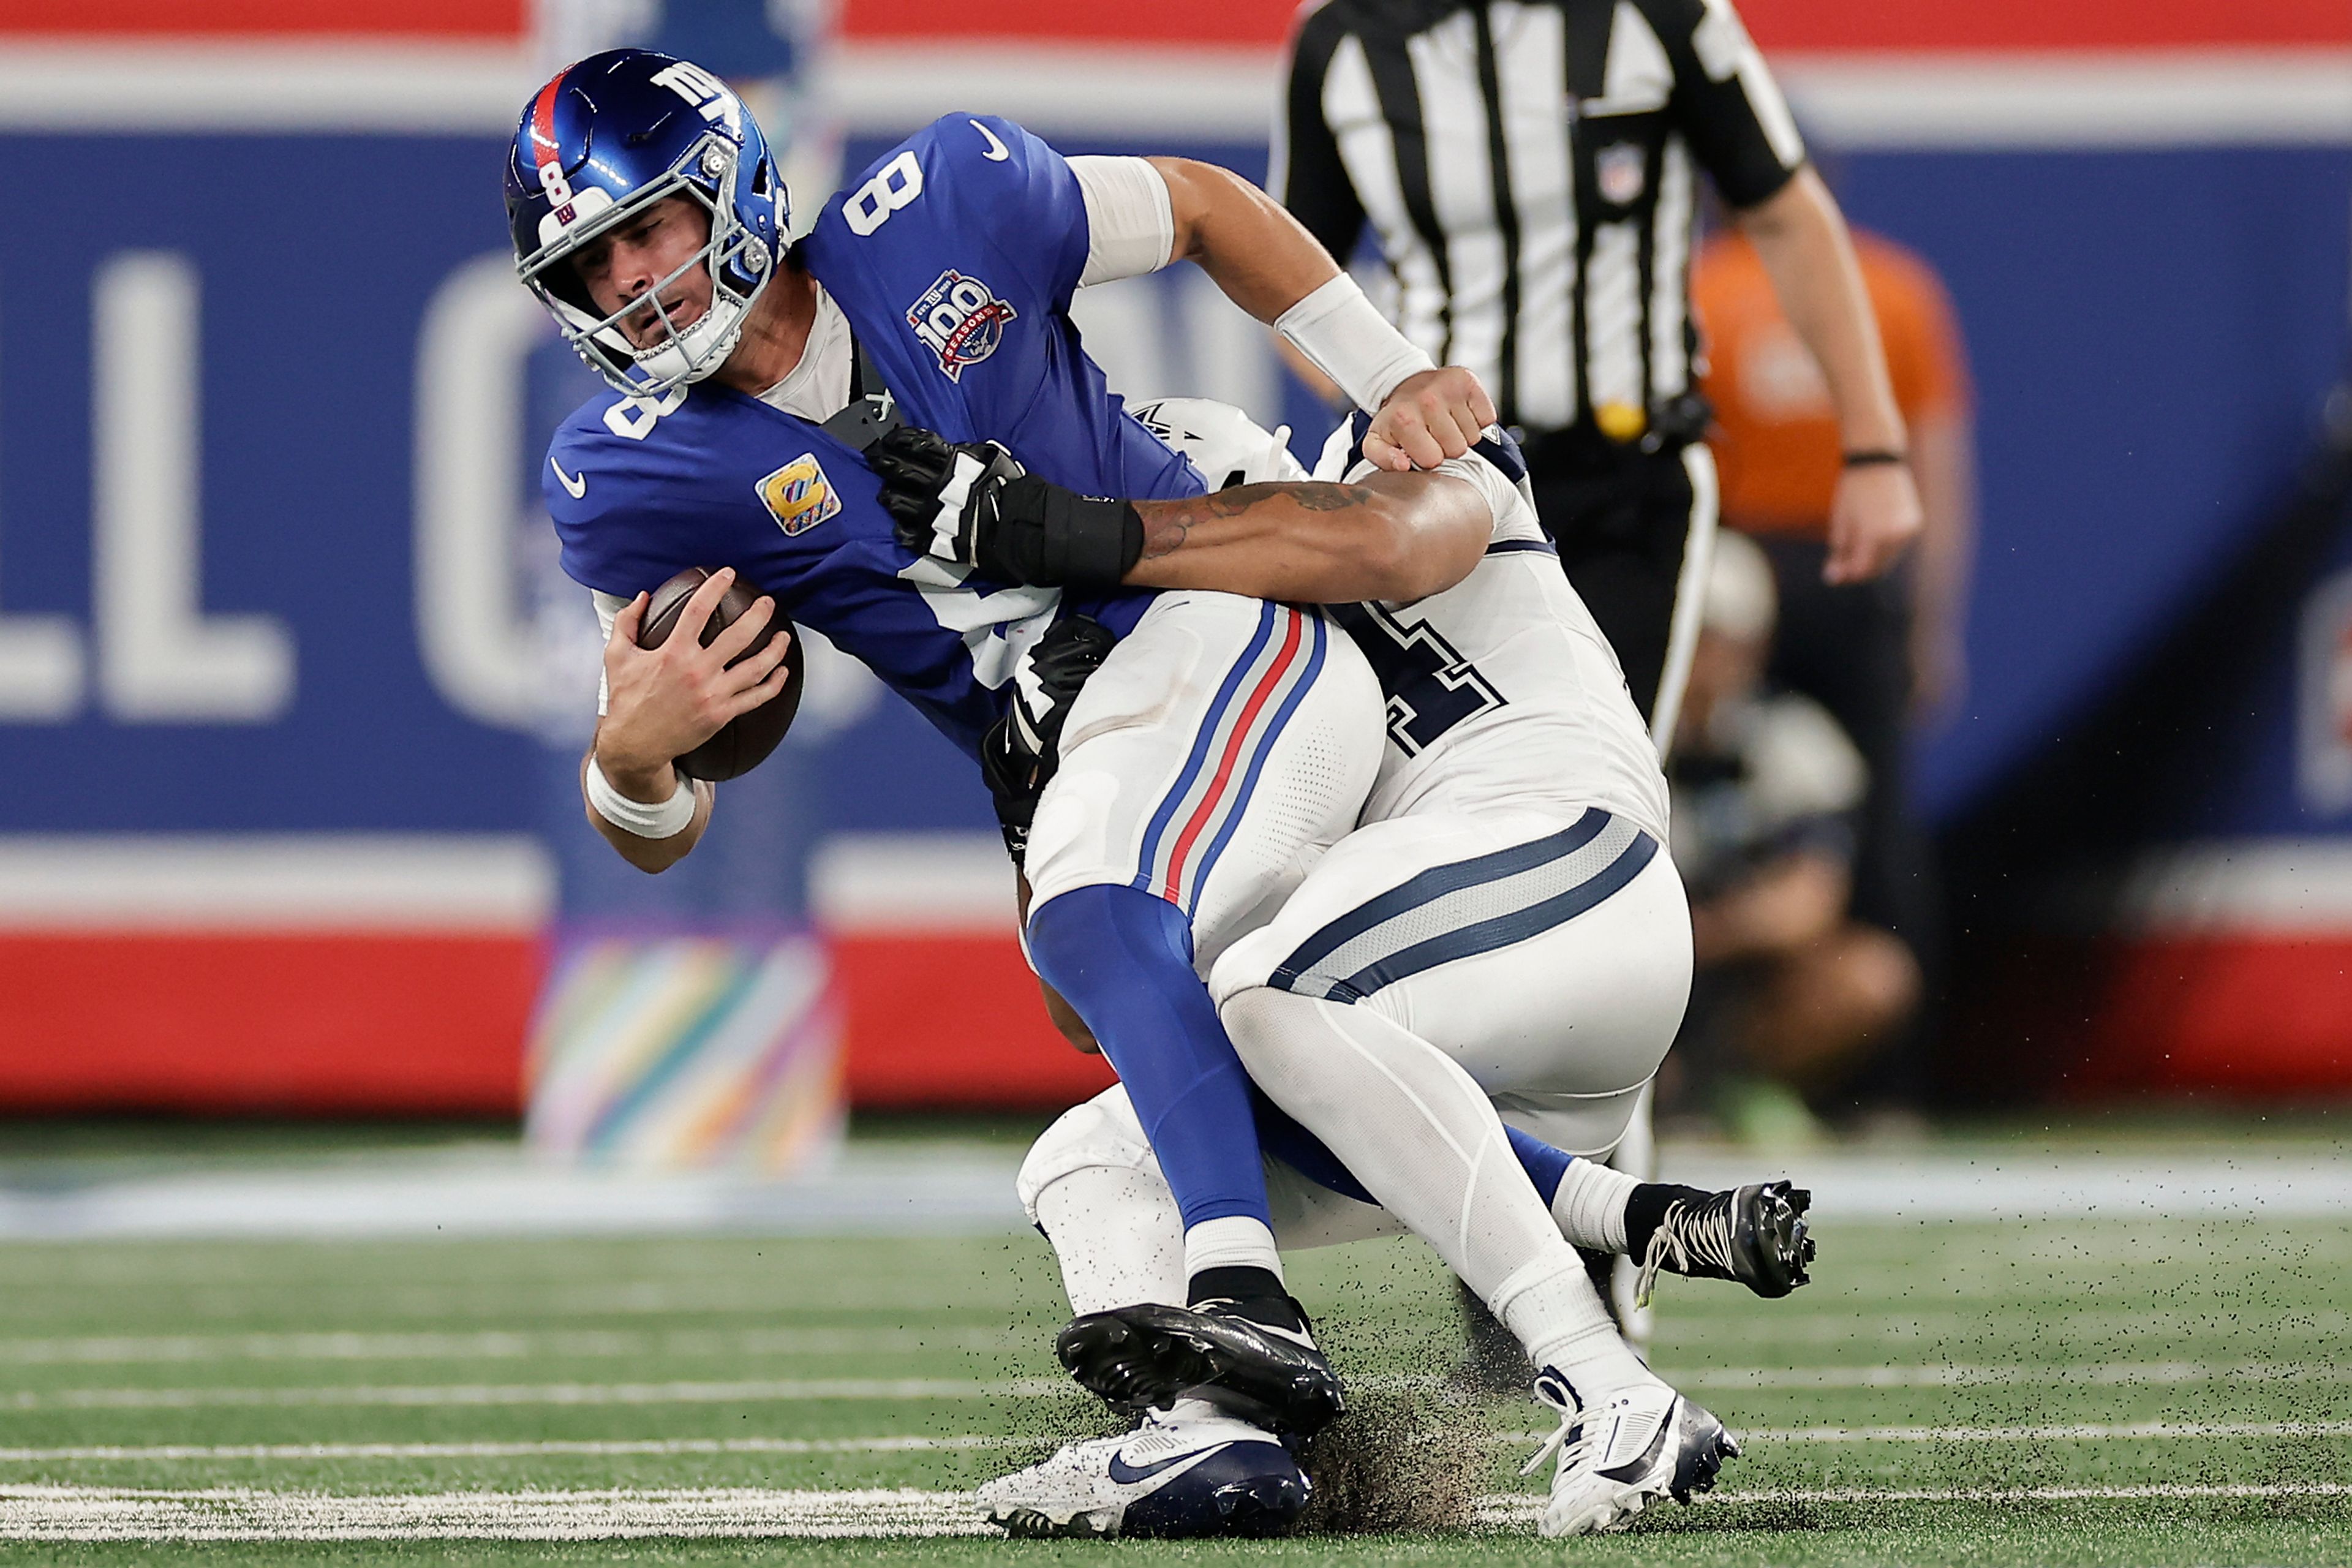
[1273,0,1806,440]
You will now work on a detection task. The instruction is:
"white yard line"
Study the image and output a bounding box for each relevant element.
[1652,1308,2352,1343]
[3,1378,1075,1412]
[2,1313,2324,1366]
[0,1486,990,1541]
[15,1359,2337,1410]
[0,1326,1016,1366]
[1469,1484,2352,1526]
[1673,1360,2350,1389]
[3,1483,2346,1540]
[1498,1420,2352,1444]
[0,1437,1027,1463]
[9,1145,2350,1240]
[6,1420,2350,1465]
[0,1147,1029,1242]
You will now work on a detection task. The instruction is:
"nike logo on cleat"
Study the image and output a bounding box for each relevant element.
[1595,1415,1673,1483]
[1107,1448,1215,1484]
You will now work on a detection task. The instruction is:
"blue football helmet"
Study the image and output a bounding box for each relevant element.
[506,49,788,396]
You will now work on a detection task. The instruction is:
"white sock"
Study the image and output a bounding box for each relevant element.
[1223,986,1651,1391]
[1182,1215,1285,1283]
[1550,1159,1641,1253]
[1492,1256,1655,1401]
[1033,1164,1188,1316]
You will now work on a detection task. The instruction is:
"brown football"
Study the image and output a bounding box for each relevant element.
[636,567,804,782]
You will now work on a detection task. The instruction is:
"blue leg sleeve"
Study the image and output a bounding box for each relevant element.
[1257,1092,1580,1211]
[1250,1090,1376,1206]
[1506,1123,1575,1205]
[1027,884,1273,1232]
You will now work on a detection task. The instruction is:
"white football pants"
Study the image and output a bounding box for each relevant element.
[1023,806,1689,1387]
[1023,590,1384,977]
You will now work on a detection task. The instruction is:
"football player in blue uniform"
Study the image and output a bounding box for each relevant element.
[507,51,1585,1527]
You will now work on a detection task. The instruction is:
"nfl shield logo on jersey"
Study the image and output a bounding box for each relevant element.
[907,269,1018,381]
[1596,143,1646,206]
[757,454,842,536]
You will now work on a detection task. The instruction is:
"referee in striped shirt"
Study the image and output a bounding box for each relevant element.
[1274,0,1921,732]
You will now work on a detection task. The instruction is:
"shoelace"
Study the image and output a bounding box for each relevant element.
[1517,1371,1594,1478]
[1634,1195,1739,1308]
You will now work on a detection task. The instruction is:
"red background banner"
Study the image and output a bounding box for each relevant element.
[4,0,2346,47]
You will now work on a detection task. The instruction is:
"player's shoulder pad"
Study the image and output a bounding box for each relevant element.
[1470,426,1528,484]
[914,110,1061,181]
[544,386,739,518]
[543,386,881,588]
[916,113,1083,244]
[1311,410,1377,481]
[1449,425,1544,547]
[834,111,1066,223]
[1310,412,1526,488]
[815,112,1085,297]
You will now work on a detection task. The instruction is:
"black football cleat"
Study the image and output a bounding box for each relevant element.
[1056,1298,1347,1438]
[1633,1180,1814,1306]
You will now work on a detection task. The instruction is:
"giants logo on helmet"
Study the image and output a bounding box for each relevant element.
[907,270,1017,383]
[651,61,736,125]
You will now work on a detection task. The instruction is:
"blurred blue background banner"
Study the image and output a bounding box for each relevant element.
[0,129,2342,839]
[0,132,535,833]
[1844,146,2352,823]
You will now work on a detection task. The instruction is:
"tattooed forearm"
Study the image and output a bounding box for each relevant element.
[1139,508,1196,560]
[1283,483,1381,513]
[1136,481,1381,560]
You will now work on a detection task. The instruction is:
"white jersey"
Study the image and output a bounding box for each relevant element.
[1313,417,1670,841]
[1132,399,1667,845]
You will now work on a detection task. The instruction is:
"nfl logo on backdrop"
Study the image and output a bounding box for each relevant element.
[907,269,1017,382]
[1597,143,1646,206]
[757,454,841,536]
[2297,567,2352,813]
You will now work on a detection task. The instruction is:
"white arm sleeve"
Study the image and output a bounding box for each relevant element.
[1423,449,1536,545]
[592,590,626,717]
[1069,156,1177,288]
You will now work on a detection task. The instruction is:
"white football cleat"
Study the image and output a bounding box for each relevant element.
[1521,1371,1739,1537]
[976,1399,1310,1539]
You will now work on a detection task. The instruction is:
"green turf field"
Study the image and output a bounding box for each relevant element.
[1,1167,2348,1564]
[0,1114,2342,1568]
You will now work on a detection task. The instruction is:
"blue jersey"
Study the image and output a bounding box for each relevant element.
[548,114,1207,760]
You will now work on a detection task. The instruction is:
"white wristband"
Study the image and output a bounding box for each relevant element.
[586,757,698,840]
[1276,273,1436,413]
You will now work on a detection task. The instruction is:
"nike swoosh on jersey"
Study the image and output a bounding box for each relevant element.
[1105,1444,1223,1485]
[970,118,1011,162]
[1595,1409,1675,1483]
[551,458,587,499]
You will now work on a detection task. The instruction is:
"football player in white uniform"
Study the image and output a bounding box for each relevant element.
[877,401,1814,1538]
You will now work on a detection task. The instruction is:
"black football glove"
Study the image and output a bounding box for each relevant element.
[872,426,1145,590]
[980,614,1119,865]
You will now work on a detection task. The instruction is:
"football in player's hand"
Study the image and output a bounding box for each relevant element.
[637,567,804,782]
